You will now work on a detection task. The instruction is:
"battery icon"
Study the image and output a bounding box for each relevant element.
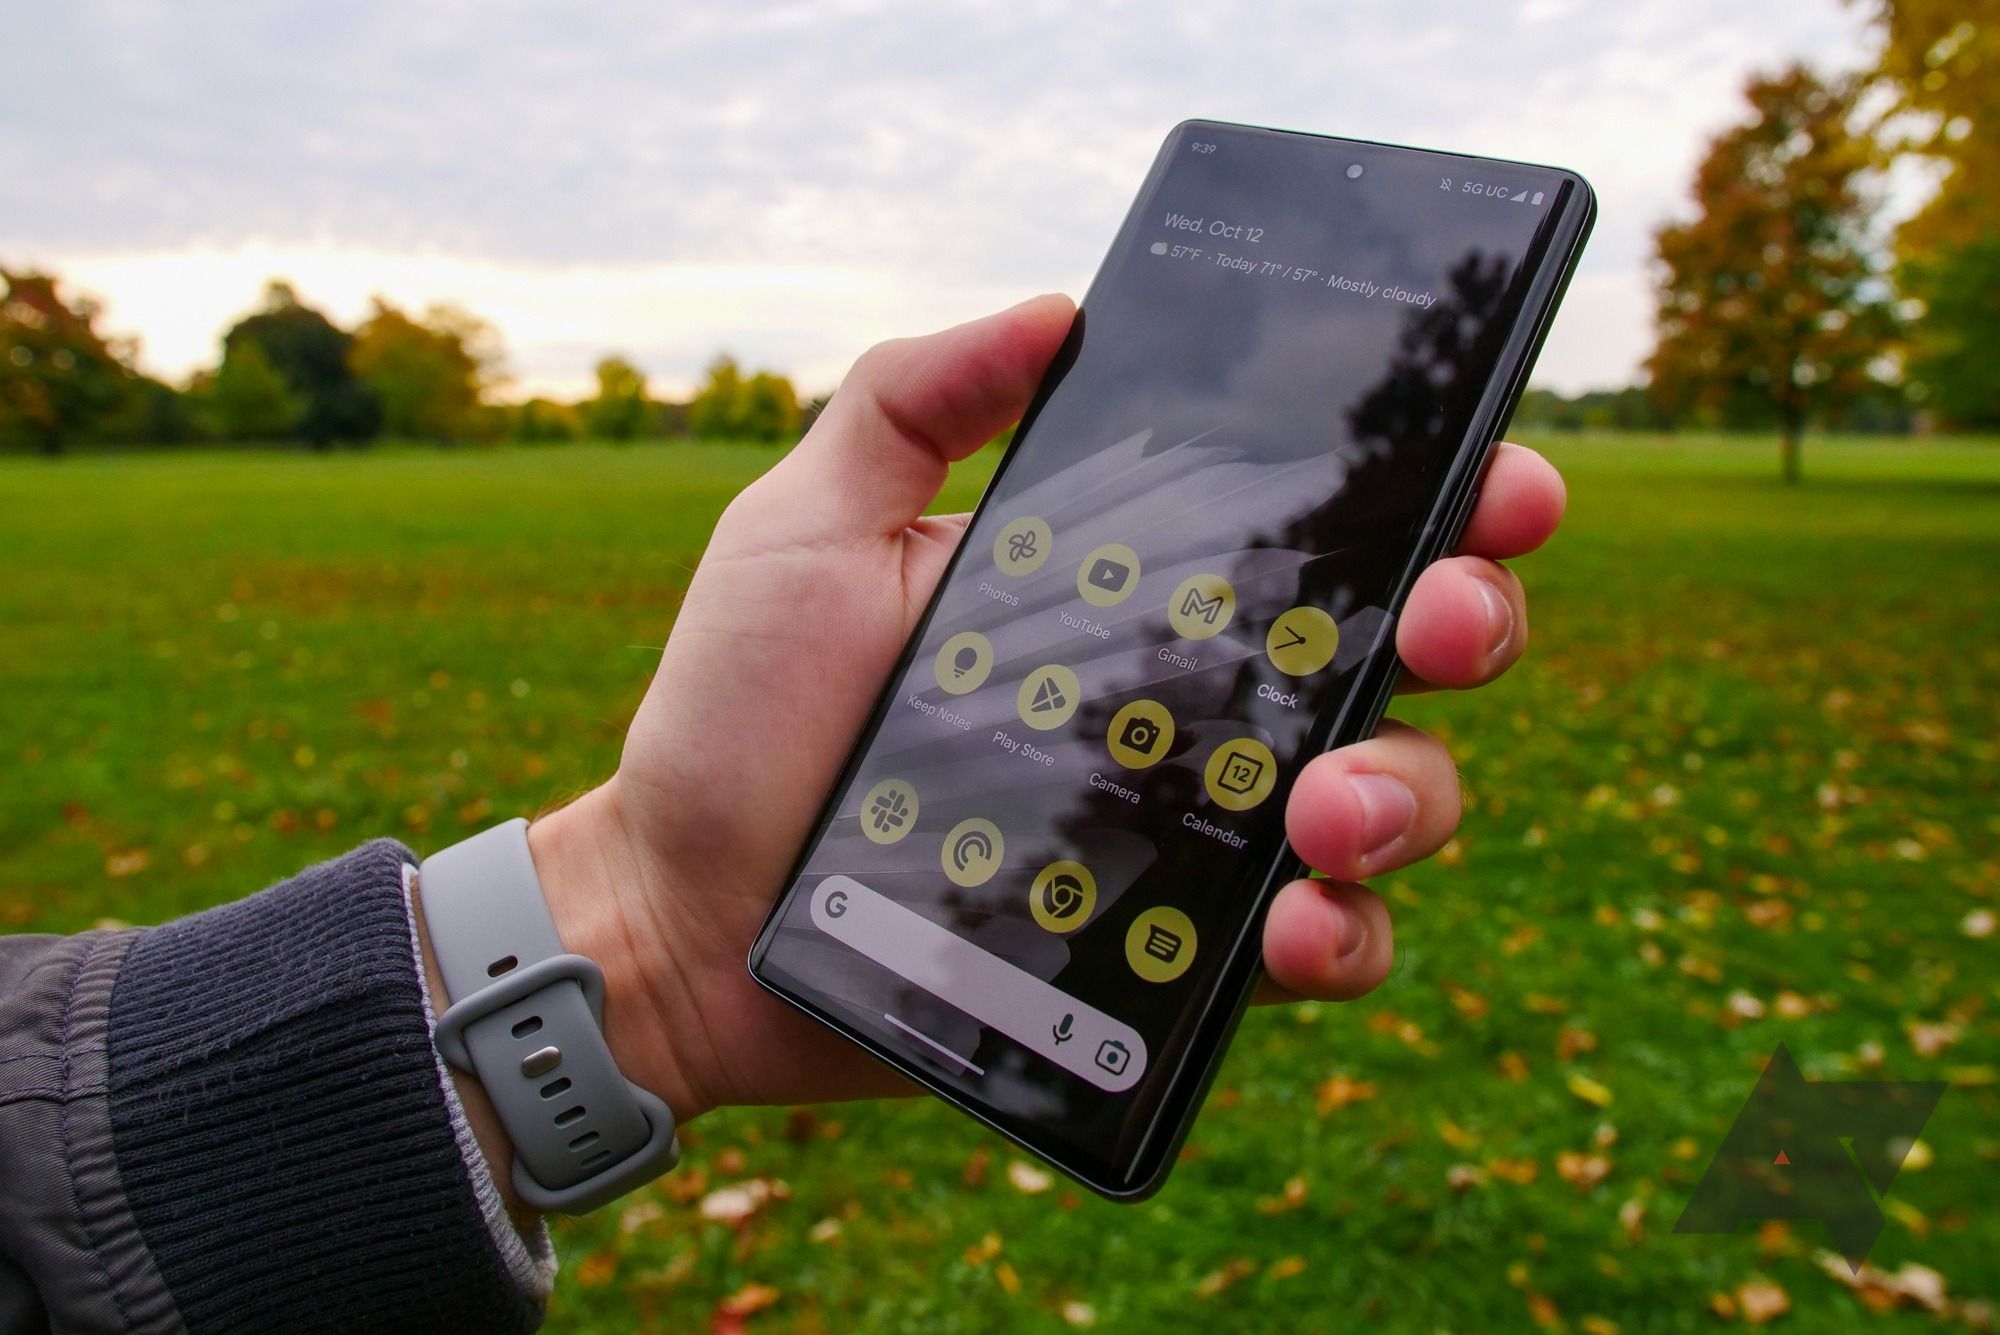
[1531,191,1544,206]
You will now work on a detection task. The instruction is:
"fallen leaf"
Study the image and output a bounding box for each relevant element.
[1735,1280,1789,1324]
[1527,1292,1561,1327]
[1558,1027,1597,1060]
[698,1178,788,1226]
[963,1145,990,1187]
[1257,1175,1308,1215]
[1907,1021,1962,1058]
[1445,982,1489,1021]
[1314,1074,1379,1116]
[1269,1256,1308,1280]
[1194,1258,1257,1299]
[1488,1157,1539,1184]
[1061,1300,1097,1326]
[1496,1051,1530,1081]
[713,1281,781,1333]
[1007,1159,1054,1195]
[619,1200,665,1234]
[1963,909,1996,939]
[1814,1252,1949,1314]
[1556,1151,1612,1191]
[995,1262,1021,1296]
[575,1250,617,1287]
[1566,1072,1615,1108]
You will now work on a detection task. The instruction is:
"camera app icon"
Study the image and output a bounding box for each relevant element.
[1118,716,1160,752]
[1106,699,1175,770]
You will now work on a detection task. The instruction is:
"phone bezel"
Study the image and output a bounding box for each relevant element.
[747,119,1597,1200]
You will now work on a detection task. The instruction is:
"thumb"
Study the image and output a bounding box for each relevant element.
[751,293,1076,540]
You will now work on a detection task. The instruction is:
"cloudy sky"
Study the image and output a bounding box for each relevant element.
[4,0,1881,399]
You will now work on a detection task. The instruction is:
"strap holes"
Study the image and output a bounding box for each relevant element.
[510,1015,543,1039]
[569,1130,601,1152]
[554,1105,588,1128]
[539,1077,572,1100]
[487,955,518,978]
[581,1150,613,1170]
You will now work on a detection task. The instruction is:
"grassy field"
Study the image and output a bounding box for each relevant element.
[2,434,1996,1332]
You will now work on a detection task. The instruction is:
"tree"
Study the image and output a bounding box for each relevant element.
[1867,2,2000,425]
[584,356,652,441]
[1647,66,1896,482]
[349,298,497,441]
[223,281,379,446]
[510,397,582,443]
[689,354,802,443]
[687,354,744,439]
[206,339,302,441]
[0,270,133,454]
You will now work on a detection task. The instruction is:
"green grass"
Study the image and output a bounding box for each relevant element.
[3,434,1995,1332]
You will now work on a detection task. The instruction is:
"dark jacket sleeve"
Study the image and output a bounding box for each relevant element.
[0,840,545,1334]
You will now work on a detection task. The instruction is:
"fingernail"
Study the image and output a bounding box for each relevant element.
[1321,886,1371,960]
[1478,578,1515,657]
[1350,773,1417,858]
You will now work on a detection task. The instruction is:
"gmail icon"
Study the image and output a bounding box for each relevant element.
[1168,573,1237,641]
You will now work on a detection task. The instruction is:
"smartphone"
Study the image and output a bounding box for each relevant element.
[749,120,1594,1199]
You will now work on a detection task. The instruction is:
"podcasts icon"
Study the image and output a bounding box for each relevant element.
[941,818,1004,888]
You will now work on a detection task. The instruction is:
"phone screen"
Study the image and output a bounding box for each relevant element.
[752,123,1585,1190]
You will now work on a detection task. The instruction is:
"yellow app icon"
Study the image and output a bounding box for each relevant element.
[942,817,1004,888]
[1076,543,1141,607]
[933,630,993,695]
[993,515,1053,576]
[1203,737,1278,812]
[1029,859,1097,933]
[859,778,919,845]
[1016,663,1081,731]
[1105,699,1175,769]
[1266,606,1339,676]
[1125,906,1197,982]
[1167,573,1235,641]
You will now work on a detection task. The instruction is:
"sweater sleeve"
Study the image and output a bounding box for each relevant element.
[1,840,552,1334]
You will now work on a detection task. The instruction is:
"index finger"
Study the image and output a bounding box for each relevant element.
[1454,442,1566,559]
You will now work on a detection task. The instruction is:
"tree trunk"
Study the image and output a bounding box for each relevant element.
[1778,397,1803,485]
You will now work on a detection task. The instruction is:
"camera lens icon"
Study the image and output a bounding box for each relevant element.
[1106,699,1175,770]
[1119,717,1159,751]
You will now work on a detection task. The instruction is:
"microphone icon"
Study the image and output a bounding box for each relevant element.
[1052,1012,1075,1045]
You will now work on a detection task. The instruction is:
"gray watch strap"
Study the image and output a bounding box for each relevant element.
[420,818,678,1213]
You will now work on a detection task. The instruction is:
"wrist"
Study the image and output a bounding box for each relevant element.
[526,781,713,1124]
[414,784,708,1220]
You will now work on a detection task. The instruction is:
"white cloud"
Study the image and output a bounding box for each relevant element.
[2,0,1877,395]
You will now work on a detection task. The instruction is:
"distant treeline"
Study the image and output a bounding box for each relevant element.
[0,274,806,455]
[1509,385,1919,436]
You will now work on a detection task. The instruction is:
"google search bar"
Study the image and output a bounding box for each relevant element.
[810,876,1148,1093]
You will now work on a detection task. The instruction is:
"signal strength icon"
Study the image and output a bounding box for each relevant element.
[1510,189,1529,202]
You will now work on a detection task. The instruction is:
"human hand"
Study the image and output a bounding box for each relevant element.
[524,293,1565,1129]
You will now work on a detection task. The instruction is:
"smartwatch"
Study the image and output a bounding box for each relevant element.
[419,818,679,1213]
